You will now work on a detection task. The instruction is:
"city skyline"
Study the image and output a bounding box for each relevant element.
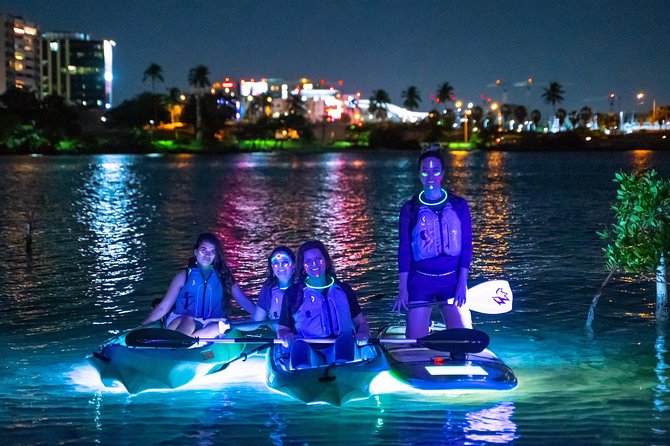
[2,0,669,115]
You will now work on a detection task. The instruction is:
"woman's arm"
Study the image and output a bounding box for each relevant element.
[352,313,370,344]
[231,283,256,315]
[454,266,469,307]
[140,270,185,326]
[394,202,412,313]
[251,306,268,321]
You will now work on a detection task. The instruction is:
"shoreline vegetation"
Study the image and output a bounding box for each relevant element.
[2,125,668,156]
[1,88,669,155]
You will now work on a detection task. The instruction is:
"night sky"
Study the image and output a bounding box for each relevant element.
[3,0,669,115]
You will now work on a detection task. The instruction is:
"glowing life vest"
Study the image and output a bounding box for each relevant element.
[174,268,226,319]
[293,284,354,338]
[411,202,462,261]
[268,285,285,320]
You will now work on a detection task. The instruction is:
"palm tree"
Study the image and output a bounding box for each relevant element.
[556,108,567,131]
[142,64,164,127]
[142,63,164,93]
[514,105,528,127]
[401,86,421,111]
[579,106,593,128]
[369,89,391,121]
[501,103,513,128]
[188,65,210,141]
[542,82,565,116]
[436,82,455,111]
[530,109,542,130]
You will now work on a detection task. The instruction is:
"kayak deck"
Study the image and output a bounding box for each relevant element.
[379,325,517,391]
[266,343,388,406]
[89,329,247,394]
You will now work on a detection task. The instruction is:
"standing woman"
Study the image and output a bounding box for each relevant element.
[393,146,473,339]
[251,246,296,322]
[278,240,370,369]
[141,233,255,337]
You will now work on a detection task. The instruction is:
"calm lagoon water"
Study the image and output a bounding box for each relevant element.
[1,150,669,445]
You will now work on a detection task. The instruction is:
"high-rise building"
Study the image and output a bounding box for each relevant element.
[0,14,40,94]
[41,32,114,109]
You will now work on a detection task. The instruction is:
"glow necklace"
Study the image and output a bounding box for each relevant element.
[305,276,335,290]
[279,285,289,290]
[418,188,448,206]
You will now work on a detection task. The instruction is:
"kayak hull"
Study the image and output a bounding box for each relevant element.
[379,325,517,391]
[266,344,388,406]
[89,328,246,394]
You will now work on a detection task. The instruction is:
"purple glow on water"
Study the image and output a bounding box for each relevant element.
[1,151,669,444]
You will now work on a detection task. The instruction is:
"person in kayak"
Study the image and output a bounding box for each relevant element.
[140,233,255,337]
[277,240,370,369]
[251,246,296,324]
[393,145,473,339]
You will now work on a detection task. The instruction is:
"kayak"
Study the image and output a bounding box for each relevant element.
[378,324,517,391]
[88,328,249,394]
[266,342,388,406]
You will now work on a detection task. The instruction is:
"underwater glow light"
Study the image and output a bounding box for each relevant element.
[369,371,499,397]
[69,355,268,394]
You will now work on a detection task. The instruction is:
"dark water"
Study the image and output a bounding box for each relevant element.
[1,150,668,445]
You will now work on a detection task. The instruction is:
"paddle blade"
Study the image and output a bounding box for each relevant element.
[465,280,513,314]
[418,328,490,353]
[125,328,198,348]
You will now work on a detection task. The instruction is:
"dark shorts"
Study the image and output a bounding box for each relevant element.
[407,269,457,305]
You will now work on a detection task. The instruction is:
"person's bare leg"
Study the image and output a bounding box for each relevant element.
[406,305,432,339]
[438,304,472,329]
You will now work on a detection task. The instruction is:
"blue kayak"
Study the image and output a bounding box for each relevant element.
[89,328,248,394]
[266,343,388,406]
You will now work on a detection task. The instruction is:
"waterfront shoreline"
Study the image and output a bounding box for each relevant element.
[1,130,669,155]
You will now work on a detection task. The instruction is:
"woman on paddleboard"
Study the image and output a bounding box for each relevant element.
[393,145,473,339]
[141,233,255,337]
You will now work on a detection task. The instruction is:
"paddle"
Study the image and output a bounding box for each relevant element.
[125,327,489,353]
[462,280,513,314]
[388,280,513,314]
[207,341,274,375]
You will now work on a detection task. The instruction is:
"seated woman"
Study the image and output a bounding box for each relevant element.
[141,233,255,337]
[277,240,370,369]
[251,246,296,325]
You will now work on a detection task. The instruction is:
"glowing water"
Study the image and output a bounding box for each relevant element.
[1,151,669,444]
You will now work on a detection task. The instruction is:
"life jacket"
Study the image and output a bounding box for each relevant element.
[268,285,285,320]
[293,283,354,338]
[411,197,462,262]
[173,267,227,319]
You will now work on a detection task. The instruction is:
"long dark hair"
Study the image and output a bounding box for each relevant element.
[187,232,235,299]
[262,246,296,289]
[418,143,445,170]
[295,240,336,283]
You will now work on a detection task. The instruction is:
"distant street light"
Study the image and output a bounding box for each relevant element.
[464,109,472,143]
[636,92,645,125]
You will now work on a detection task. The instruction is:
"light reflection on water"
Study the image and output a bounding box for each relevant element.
[1,151,670,444]
[75,155,148,319]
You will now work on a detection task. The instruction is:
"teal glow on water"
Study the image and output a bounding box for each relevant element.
[1,151,669,444]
